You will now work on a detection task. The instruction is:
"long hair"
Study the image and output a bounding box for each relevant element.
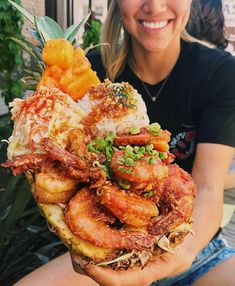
[101,0,201,81]
[187,0,228,49]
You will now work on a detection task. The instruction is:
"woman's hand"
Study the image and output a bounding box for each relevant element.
[70,245,195,286]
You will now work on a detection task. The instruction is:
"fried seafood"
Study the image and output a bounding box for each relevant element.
[148,164,197,236]
[97,184,159,227]
[110,148,169,195]
[40,137,87,169]
[1,154,48,176]
[65,188,156,250]
[35,165,77,203]
[114,126,171,152]
[67,128,88,157]
[1,83,197,270]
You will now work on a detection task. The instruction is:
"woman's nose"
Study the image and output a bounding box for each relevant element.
[142,0,168,14]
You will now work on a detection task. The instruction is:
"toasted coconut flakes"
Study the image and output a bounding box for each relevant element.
[157,235,178,253]
[97,251,134,266]
[172,222,194,234]
[135,250,153,267]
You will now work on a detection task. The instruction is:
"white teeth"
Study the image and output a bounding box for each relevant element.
[142,20,168,29]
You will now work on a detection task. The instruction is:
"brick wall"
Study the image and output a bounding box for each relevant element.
[21,0,45,40]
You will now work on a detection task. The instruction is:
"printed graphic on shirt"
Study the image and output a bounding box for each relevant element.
[169,130,196,160]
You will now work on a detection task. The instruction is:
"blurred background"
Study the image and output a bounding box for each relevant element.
[0,0,235,285]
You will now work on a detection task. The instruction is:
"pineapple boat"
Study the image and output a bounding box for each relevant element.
[2,2,197,270]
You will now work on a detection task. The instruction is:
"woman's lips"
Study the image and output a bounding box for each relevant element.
[139,20,170,31]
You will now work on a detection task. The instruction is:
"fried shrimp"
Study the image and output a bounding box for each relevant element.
[110,150,169,194]
[114,128,171,152]
[34,165,77,203]
[148,164,197,235]
[1,154,48,175]
[65,187,156,250]
[40,137,87,169]
[97,184,159,227]
[67,128,88,157]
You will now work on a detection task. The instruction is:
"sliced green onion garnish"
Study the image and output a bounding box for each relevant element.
[144,191,155,198]
[119,179,131,190]
[129,127,140,135]
[149,122,161,135]
[159,152,168,159]
[118,166,133,174]
[147,157,155,165]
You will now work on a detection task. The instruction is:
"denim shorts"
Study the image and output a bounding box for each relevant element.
[150,234,235,286]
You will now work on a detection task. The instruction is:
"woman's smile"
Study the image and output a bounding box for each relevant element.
[140,19,169,30]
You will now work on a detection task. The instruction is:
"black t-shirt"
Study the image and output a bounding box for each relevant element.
[88,41,235,172]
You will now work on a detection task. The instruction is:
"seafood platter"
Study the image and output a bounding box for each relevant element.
[1,3,197,270]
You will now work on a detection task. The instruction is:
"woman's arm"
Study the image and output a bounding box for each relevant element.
[185,143,234,253]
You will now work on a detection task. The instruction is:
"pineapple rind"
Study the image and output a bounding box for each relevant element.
[38,203,114,261]
[26,174,113,261]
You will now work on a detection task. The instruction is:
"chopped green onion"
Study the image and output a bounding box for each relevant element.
[135,153,143,160]
[119,179,131,190]
[147,157,155,165]
[87,143,100,153]
[129,127,140,135]
[145,144,154,154]
[118,166,133,174]
[139,146,145,154]
[125,145,134,153]
[149,122,161,136]
[144,191,155,198]
[152,150,159,156]
[125,157,135,166]
[134,146,140,153]
[159,152,168,159]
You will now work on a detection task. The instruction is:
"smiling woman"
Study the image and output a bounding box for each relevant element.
[14,0,235,286]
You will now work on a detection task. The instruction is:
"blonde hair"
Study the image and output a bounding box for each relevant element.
[101,0,207,81]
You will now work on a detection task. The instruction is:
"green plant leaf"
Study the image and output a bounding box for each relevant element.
[0,175,22,208]
[8,0,50,42]
[84,42,109,55]
[28,28,44,47]
[8,37,45,72]
[64,13,91,44]
[34,15,48,44]
[0,179,31,245]
[8,0,34,25]
[22,68,41,80]
[39,16,64,39]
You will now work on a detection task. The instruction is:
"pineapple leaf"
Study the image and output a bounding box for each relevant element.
[64,13,91,44]
[8,37,45,72]
[8,0,35,25]
[19,38,45,67]
[21,77,38,91]
[22,68,41,80]
[8,0,50,43]
[34,15,48,44]
[39,16,64,39]
[28,28,44,48]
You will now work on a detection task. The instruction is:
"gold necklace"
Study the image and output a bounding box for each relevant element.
[140,72,172,102]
